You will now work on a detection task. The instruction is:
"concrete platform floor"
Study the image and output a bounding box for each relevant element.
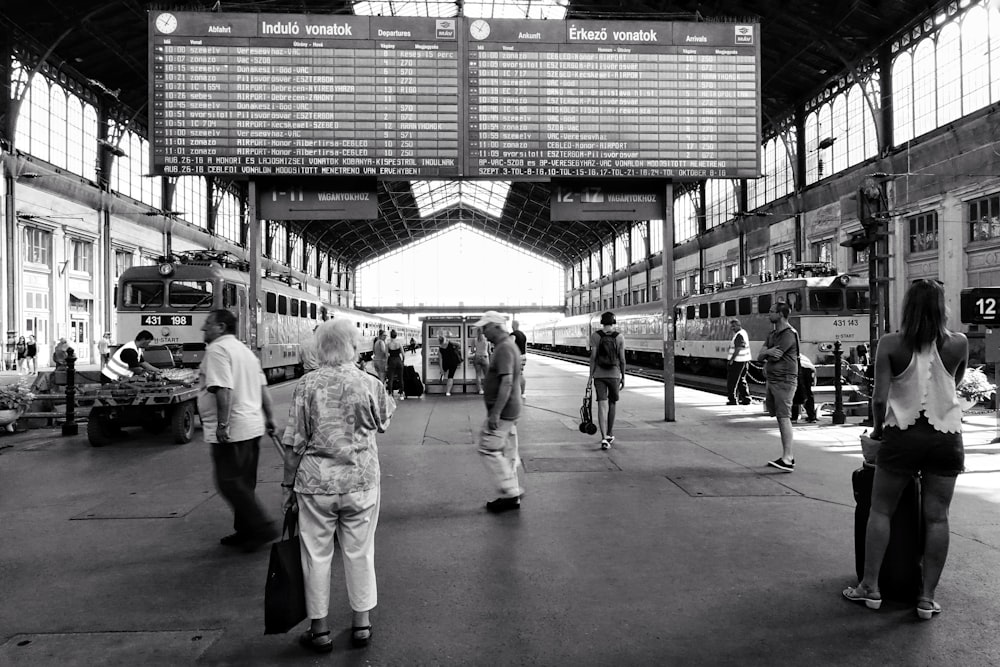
[2,355,1000,666]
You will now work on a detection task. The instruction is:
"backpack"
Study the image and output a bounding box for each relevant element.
[595,331,619,369]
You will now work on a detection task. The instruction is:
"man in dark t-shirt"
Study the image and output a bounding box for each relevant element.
[510,320,527,399]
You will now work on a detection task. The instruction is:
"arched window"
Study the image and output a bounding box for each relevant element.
[48,86,67,169]
[174,176,208,228]
[892,51,914,143]
[28,76,50,161]
[804,110,821,183]
[912,38,937,136]
[936,24,962,125]
[830,95,848,174]
[846,84,867,166]
[960,6,991,114]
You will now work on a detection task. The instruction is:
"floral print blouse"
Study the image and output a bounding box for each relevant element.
[282,363,395,495]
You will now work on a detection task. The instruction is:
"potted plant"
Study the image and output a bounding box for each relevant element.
[956,366,997,411]
[0,379,35,427]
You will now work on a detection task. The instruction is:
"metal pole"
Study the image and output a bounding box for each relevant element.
[62,347,79,436]
[832,341,845,425]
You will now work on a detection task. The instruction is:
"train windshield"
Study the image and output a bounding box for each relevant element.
[121,282,164,310]
[169,280,215,308]
[808,289,844,312]
[847,288,870,312]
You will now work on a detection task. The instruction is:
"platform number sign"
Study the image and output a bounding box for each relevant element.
[960,288,1000,325]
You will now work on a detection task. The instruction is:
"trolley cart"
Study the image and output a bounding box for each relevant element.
[76,376,199,447]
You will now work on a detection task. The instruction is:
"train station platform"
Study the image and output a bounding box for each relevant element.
[2,355,1000,666]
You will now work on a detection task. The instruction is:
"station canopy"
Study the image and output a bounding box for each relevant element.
[1,0,942,268]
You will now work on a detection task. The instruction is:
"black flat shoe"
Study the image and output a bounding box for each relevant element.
[351,625,373,648]
[219,532,249,546]
[299,630,333,653]
[486,497,520,513]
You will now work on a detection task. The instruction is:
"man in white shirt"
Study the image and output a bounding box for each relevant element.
[198,309,278,551]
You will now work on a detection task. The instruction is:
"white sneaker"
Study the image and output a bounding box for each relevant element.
[445,392,451,396]
[399,395,405,401]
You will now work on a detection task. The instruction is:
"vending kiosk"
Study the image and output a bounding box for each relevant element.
[421,317,476,395]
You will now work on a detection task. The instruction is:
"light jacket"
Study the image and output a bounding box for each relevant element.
[728,329,752,362]
[101,340,141,381]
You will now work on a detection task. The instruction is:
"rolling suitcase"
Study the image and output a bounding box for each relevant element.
[852,463,923,602]
[403,365,424,398]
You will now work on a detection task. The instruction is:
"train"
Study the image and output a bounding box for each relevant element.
[528,270,871,380]
[114,250,420,381]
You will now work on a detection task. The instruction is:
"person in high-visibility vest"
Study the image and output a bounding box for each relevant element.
[726,318,753,405]
[100,330,159,384]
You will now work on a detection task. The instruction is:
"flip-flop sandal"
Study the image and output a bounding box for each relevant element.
[299,630,333,653]
[916,598,942,620]
[843,585,882,609]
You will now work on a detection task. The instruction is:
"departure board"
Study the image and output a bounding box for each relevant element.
[149,13,761,180]
[466,19,759,179]
[149,12,461,178]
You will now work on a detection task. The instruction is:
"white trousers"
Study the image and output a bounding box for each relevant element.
[477,418,522,498]
[297,486,380,618]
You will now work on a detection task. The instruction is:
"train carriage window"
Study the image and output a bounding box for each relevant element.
[291,299,299,317]
[278,296,287,315]
[685,305,695,319]
[301,303,308,318]
[724,300,736,317]
[738,297,752,315]
[757,295,772,313]
[809,289,843,311]
[698,304,709,319]
[265,292,277,313]
[709,302,721,318]
[121,282,163,309]
[310,303,317,319]
[847,288,870,311]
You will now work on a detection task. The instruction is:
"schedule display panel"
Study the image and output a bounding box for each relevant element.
[149,12,461,178]
[465,19,760,179]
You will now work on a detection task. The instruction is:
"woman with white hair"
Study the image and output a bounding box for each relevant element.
[280,318,395,652]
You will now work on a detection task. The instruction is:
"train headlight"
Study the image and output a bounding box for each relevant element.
[158,262,175,276]
[818,342,834,352]
[838,274,851,286]
[161,328,171,338]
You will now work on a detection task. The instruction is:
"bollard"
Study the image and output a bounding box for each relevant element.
[832,341,846,425]
[62,347,79,436]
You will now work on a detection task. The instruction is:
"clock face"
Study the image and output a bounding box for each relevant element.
[469,19,491,40]
[156,13,178,34]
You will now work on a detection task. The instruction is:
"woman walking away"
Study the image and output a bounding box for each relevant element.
[281,318,395,653]
[471,327,491,394]
[385,329,405,400]
[15,336,27,374]
[843,279,967,620]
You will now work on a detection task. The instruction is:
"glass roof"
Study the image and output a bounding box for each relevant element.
[411,180,511,218]
[353,0,567,19]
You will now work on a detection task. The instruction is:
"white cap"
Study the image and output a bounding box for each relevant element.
[473,310,508,328]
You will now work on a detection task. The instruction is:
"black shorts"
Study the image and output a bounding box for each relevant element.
[878,414,964,477]
[594,377,620,403]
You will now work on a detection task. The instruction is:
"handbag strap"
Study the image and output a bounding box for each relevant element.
[282,506,299,539]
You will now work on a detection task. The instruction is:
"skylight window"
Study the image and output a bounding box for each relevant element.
[352,0,567,19]
[412,180,510,218]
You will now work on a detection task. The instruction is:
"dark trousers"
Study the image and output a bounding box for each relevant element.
[211,437,272,536]
[726,361,751,404]
[792,368,817,421]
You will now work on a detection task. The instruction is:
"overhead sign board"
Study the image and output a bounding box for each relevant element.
[257,181,378,219]
[550,180,664,220]
[149,12,761,180]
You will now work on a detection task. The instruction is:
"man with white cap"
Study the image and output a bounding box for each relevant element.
[473,310,523,513]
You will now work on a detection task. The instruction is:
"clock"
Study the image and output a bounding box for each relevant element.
[156,13,178,34]
[469,19,491,40]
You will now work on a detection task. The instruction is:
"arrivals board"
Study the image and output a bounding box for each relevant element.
[465,19,759,179]
[149,12,461,178]
[149,12,760,180]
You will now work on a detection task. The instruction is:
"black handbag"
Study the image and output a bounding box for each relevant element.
[264,506,307,634]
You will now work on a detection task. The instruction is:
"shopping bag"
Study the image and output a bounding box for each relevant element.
[264,507,307,634]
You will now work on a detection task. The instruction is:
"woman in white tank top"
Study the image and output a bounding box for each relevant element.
[843,279,968,620]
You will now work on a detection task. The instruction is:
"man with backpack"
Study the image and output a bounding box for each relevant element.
[589,311,626,450]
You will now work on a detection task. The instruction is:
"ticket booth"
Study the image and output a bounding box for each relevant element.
[421,317,475,395]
